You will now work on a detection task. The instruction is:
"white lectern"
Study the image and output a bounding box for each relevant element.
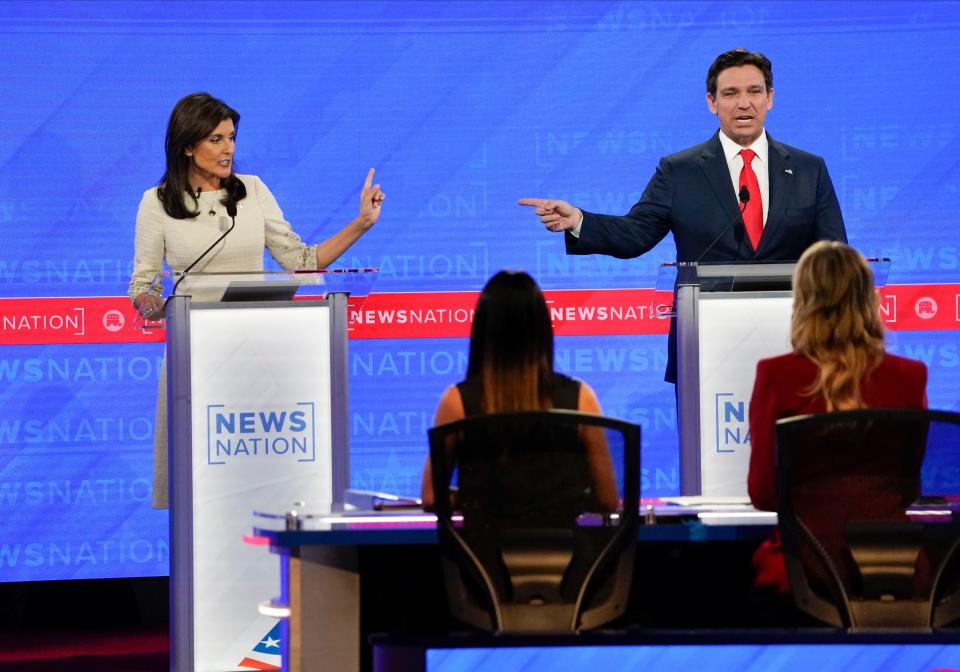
[158,270,376,672]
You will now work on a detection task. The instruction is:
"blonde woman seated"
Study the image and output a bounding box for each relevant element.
[421,270,619,514]
[748,241,928,598]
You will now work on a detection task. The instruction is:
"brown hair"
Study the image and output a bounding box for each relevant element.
[791,241,885,411]
[157,92,246,219]
[467,270,554,413]
[706,48,773,97]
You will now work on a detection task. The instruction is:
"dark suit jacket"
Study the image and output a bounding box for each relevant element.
[566,131,847,381]
[747,352,928,595]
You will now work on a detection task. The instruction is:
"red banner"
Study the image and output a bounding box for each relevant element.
[346,289,675,338]
[1,284,958,345]
[346,291,476,339]
[875,284,960,331]
[0,297,163,345]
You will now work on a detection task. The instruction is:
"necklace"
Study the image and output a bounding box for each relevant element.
[194,188,219,216]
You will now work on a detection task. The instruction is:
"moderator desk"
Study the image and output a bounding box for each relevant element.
[251,502,777,672]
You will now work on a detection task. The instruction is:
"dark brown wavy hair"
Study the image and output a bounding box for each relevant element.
[791,241,885,411]
[157,92,246,219]
[706,48,773,97]
[466,270,555,413]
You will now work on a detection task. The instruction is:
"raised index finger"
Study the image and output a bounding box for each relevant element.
[363,168,375,190]
[518,197,548,207]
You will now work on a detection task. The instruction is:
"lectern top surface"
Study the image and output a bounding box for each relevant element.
[658,259,891,291]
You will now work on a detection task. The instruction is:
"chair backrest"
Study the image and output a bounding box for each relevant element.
[429,409,640,633]
[775,408,960,631]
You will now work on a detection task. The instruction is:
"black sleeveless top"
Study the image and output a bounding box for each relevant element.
[452,373,594,526]
[456,372,580,415]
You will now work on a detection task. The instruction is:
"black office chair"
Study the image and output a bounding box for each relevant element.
[775,408,960,631]
[428,410,640,633]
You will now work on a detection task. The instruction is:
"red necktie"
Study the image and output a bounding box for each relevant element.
[739,149,763,251]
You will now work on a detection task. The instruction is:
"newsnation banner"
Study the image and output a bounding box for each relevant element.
[5,286,960,346]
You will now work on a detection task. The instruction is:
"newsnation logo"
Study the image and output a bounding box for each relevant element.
[206,403,316,465]
[715,393,749,453]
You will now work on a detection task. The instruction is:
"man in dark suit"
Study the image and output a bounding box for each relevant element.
[519,48,847,383]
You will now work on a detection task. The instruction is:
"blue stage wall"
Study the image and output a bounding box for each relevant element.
[427,643,960,671]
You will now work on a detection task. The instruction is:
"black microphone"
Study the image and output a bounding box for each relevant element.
[694,185,749,263]
[171,199,238,297]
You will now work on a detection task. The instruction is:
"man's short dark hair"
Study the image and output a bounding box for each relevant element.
[706,49,773,97]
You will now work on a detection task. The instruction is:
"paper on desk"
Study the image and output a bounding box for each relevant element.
[661,495,753,509]
[653,496,777,524]
[697,510,778,526]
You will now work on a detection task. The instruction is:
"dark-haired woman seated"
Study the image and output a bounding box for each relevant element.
[421,270,618,513]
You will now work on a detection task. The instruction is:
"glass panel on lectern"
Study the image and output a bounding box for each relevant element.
[137,268,379,330]
[172,268,379,301]
[655,262,678,291]
[660,257,891,293]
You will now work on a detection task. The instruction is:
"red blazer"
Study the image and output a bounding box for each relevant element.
[747,351,928,594]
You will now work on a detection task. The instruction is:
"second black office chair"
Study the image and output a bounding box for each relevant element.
[428,409,640,633]
[775,408,960,631]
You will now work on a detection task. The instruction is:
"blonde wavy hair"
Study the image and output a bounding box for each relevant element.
[791,241,885,411]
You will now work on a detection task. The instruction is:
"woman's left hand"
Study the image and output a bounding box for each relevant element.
[357,167,385,229]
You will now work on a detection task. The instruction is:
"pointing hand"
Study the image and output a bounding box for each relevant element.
[518,197,581,233]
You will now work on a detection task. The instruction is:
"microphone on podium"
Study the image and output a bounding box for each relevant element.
[695,186,750,264]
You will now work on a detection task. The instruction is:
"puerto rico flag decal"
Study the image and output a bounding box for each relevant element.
[238,622,282,670]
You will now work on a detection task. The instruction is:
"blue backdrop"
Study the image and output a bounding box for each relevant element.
[1,1,959,581]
